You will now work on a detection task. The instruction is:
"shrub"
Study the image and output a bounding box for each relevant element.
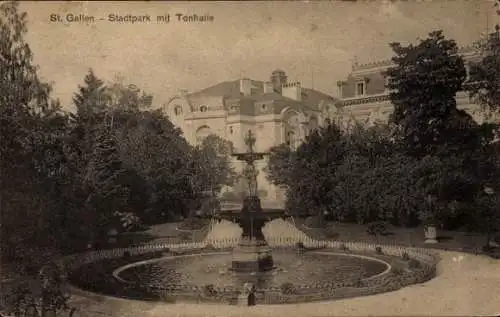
[324,227,339,239]
[482,244,496,253]
[178,232,191,240]
[280,282,296,295]
[408,259,421,269]
[391,266,404,276]
[203,284,217,297]
[304,216,326,229]
[354,277,364,288]
[366,220,389,236]
[375,246,383,254]
[340,243,348,251]
[402,252,410,261]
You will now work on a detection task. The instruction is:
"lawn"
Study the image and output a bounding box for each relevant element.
[292,217,500,256]
[120,220,210,246]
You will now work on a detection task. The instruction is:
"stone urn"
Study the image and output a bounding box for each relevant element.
[424,224,438,244]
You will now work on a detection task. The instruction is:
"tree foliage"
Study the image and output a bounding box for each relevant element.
[191,134,237,195]
[0,2,237,270]
[267,31,500,235]
[468,25,500,113]
[386,30,475,157]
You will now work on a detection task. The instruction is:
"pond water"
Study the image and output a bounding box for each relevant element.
[118,250,389,290]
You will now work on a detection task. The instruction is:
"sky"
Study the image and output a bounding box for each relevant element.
[20,0,499,112]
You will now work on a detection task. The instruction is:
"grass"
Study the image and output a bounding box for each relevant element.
[119,220,210,246]
[292,218,500,256]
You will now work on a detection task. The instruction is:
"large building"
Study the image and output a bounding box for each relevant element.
[333,46,500,128]
[163,70,337,203]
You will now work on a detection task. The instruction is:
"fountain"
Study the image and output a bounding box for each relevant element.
[230,130,278,272]
[66,132,436,305]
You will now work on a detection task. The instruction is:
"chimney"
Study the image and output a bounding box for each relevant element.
[263,81,274,94]
[281,81,302,101]
[240,78,252,96]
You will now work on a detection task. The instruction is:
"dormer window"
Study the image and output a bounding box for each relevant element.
[200,105,208,112]
[355,81,365,97]
[174,105,182,116]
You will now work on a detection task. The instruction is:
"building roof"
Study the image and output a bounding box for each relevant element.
[185,79,337,115]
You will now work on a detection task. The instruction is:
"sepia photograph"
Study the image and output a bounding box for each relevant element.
[1,0,500,316]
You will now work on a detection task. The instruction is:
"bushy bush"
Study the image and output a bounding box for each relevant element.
[280,282,296,295]
[324,226,339,239]
[375,246,383,254]
[113,211,143,232]
[354,277,364,288]
[304,216,326,229]
[203,284,217,297]
[391,266,404,276]
[408,259,421,269]
[366,221,390,236]
[402,252,410,261]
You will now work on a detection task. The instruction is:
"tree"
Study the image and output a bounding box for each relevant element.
[0,1,74,259]
[281,122,346,218]
[72,69,109,120]
[472,186,500,248]
[191,134,237,196]
[106,75,153,111]
[265,143,294,188]
[386,30,472,157]
[85,125,130,239]
[118,110,195,222]
[468,25,500,114]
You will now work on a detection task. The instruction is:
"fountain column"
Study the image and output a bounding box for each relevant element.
[230,130,275,272]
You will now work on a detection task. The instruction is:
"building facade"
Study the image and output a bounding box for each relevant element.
[163,70,337,203]
[333,46,500,128]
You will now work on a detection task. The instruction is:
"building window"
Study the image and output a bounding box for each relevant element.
[356,82,365,96]
[200,105,208,112]
[174,105,182,116]
[229,126,234,134]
